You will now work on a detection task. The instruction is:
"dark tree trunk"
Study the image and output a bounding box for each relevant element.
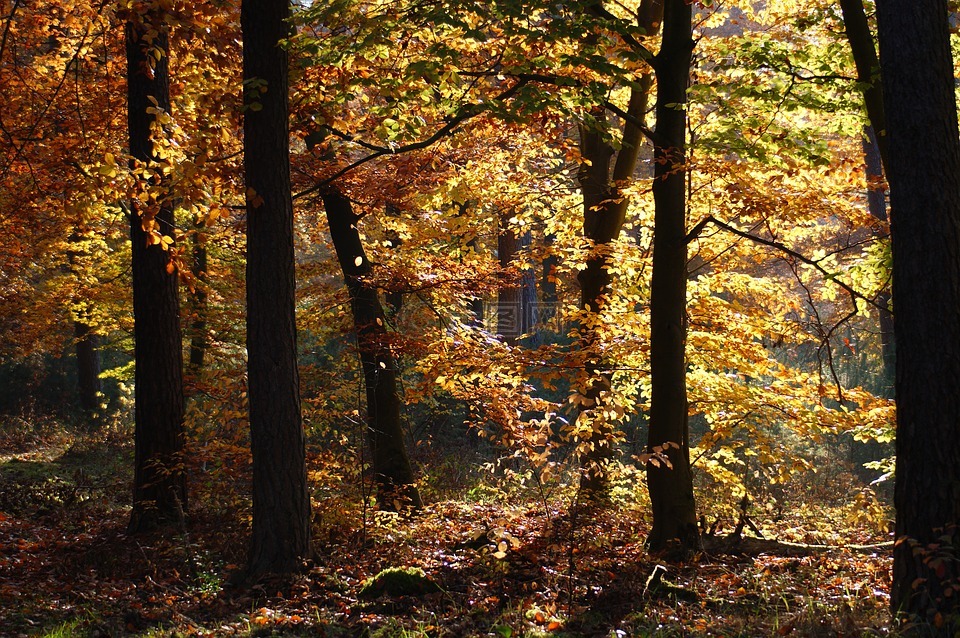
[645,0,699,553]
[67,235,102,420]
[125,9,187,534]
[188,224,208,377]
[74,319,101,416]
[519,231,537,344]
[242,0,311,575]
[497,214,525,345]
[576,0,663,496]
[863,126,895,396]
[539,232,559,331]
[875,0,960,628]
[840,0,889,170]
[321,188,422,510]
[839,0,895,395]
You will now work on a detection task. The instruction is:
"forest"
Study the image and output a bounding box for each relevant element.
[1,0,959,635]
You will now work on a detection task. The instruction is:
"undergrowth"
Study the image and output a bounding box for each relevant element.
[0,412,896,637]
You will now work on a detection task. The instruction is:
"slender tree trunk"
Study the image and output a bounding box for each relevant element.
[576,0,663,497]
[875,0,960,627]
[839,0,895,395]
[645,0,699,553]
[839,0,889,170]
[74,319,101,416]
[242,0,311,575]
[124,7,186,534]
[539,232,559,331]
[862,126,895,396]
[321,188,422,510]
[498,213,524,345]
[67,234,102,420]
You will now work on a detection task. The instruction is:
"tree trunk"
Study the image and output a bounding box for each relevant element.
[839,0,895,395]
[242,0,311,575]
[74,319,101,417]
[576,0,663,497]
[875,0,960,628]
[539,232,559,331]
[125,8,187,534]
[67,234,102,421]
[321,188,422,511]
[645,0,699,553]
[839,0,889,171]
[862,126,895,396]
[498,213,524,345]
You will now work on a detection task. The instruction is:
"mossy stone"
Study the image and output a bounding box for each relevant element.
[358,566,442,599]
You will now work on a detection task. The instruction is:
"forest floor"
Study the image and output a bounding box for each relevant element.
[0,415,896,637]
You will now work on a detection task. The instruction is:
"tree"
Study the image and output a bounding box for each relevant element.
[875,0,960,628]
[839,0,894,394]
[575,0,664,496]
[645,0,699,553]
[321,187,422,510]
[242,0,311,575]
[497,213,534,346]
[125,3,187,533]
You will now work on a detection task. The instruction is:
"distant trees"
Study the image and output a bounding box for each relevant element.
[875,0,960,628]
[242,0,312,574]
[124,3,187,533]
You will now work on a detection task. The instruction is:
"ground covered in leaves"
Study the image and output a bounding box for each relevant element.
[0,417,895,637]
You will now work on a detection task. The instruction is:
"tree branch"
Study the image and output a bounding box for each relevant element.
[293,78,530,199]
[686,215,885,313]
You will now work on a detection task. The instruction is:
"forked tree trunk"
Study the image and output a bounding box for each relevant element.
[875,0,960,627]
[576,0,663,497]
[124,7,187,533]
[242,0,311,575]
[321,188,422,511]
[645,0,699,553]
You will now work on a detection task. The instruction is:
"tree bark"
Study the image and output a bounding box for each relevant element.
[839,0,895,395]
[645,0,699,553]
[576,0,663,497]
[863,126,895,396]
[497,213,533,345]
[839,0,889,172]
[242,0,311,575]
[67,234,102,421]
[125,7,187,534]
[875,0,960,628]
[74,319,101,416]
[321,188,422,510]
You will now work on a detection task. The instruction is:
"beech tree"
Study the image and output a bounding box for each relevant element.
[575,0,664,496]
[242,0,311,574]
[124,3,187,533]
[321,187,422,510]
[875,0,960,628]
[645,0,699,552]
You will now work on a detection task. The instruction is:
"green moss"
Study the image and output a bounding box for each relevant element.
[358,567,442,599]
